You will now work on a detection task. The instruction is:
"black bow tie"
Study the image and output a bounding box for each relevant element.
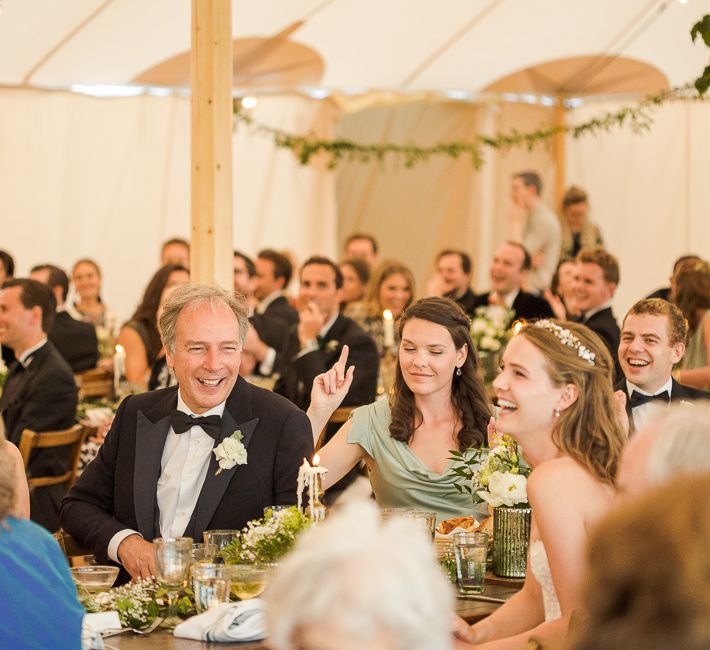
[170,410,222,439]
[629,390,670,409]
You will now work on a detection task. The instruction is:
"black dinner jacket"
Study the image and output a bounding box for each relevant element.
[446,287,478,317]
[60,377,312,582]
[262,295,298,327]
[48,310,99,373]
[578,307,622,382]
[615,377,710,434]
[274,314,379,412]
[470,290,554,321]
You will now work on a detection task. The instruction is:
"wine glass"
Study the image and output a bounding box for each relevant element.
[154,537,193,628]
[226,564,272,600]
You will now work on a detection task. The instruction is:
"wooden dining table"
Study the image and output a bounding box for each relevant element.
[102,575,522,649]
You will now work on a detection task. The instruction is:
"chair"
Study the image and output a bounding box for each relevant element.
[76,367,113,400]
[53,529,94,567]
[316,406,355,450]
[18,423,88,491]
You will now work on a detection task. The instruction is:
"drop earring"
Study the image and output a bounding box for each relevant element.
[554,408,561,417]
[456,367,462,376]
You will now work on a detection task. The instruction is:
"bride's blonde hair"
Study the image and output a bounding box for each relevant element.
[520,320,626,486]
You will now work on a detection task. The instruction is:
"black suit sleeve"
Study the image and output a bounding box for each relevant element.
[273,408,314,505]
[60,396,133,560]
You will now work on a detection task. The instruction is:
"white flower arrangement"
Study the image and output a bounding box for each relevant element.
[451,435,531,509]
[83,577,161,629]
[213,430,248,475]
[470,306,515,353]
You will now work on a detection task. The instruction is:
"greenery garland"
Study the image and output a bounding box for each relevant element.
[232,16,709,170]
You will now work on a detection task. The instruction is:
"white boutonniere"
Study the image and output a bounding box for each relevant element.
[213,430,247,475]
[325,340,339,353]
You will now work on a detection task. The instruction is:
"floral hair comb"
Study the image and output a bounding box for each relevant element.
[533,319,596,366]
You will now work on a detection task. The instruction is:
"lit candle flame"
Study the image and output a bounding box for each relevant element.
[313,454,320,467]
[383,309,393,321]
[115,344,125,354]
[512,321,524,335]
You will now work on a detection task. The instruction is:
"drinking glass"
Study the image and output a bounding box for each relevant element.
[154,537,193,628]
[203,529,240,554]
[226,564,272,600]
[454,531,488,595]
[191,543,218,564]
[191,563,231,613]
[380,507,437,538]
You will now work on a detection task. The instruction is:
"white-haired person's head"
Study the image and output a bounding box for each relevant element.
[619,403,710,496]
[265,501,453,650]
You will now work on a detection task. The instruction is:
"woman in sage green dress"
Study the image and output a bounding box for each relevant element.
[308,297,491,522]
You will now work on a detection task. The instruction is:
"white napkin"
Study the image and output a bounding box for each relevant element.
[173,600,266,643]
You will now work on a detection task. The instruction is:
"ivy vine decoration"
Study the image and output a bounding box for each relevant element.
[691,14,710,96]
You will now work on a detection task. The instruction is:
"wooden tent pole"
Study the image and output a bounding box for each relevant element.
[190,0,233,288]
[553,97,566,215]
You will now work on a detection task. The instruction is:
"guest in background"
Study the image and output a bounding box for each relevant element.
[572,247,622,382]
[673,262,710,390]
[233,250,257,305]
[344,232,379,269]
[427,249,477,316]
[117,263,189,388]
[0,249,16,367]
[68,258,111,327]
[30,264,99,373]
[266,501,453,650]
[254,249,298,328]
[339,258,370,310]
[0,279,77,531]
[575,475,710,650]
[646,253,701,301]
[559,186,603,259]
[510,171,561,294]
[147,285,179,391]
[160,237,190,269]
[470,242,554,321]
[545,257,580,320]
[345,260,415,358]
[0,444,85,649]
[615,299,708,434]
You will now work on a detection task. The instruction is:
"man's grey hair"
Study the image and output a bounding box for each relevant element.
[265,501,453,650]
[0,444,18,520]
[159,284,249,354]
[646,403,710,485]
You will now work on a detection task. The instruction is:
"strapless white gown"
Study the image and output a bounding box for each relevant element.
[529,539,561,621]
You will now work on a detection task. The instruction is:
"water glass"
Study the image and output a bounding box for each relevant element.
[191,543,218,564]
[154,537,193,628]
[380,507,437,538]
[191,563,231,613]
[454,531,488,595]
[203,529,239,553]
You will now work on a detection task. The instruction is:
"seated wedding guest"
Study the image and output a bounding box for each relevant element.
[160,236,190,268]
[116,263,189,388]
[617,403,710,497]
[68,258,112,327]
[0,279,77,531]
[147,285,179,391]
[339,258,370,310]
[427,249,477,316]
[61,285,312,584]
[1,439,29,519]
[344,232,379,269]
[615,299,708,434]
[307,297,490,523]
[266,500,453,650]
[544,257,580,320]
[453,319,625,648]
[575,475,710,650]
[572,247,622,382]
[0,250,16,367]
[673,262,710,390]
[345,260,415,358]
[233,250,257,305]
[510,171,561,294]
[470,241,554,321]
[255,248,298,326]
[646,253,701,301]
[559,186,603,259]
[30,264,99,373]
[0,445,85,649]
[275,256,379,413]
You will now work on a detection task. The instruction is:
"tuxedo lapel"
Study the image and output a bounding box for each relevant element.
[133,409,172,539]
[187,379,259,540]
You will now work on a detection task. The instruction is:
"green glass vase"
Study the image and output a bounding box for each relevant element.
[492,505,532,578]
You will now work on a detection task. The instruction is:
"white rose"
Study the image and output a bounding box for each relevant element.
[213,437,248,470]
[477,471,527,507]
[472,320,487,335]
[480,336,501,352]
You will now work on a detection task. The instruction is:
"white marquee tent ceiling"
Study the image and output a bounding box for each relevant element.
[1,0,708,95]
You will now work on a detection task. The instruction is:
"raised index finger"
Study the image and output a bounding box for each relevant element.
[334,344,349,382]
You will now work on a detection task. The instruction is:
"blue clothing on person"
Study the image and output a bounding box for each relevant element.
[0,516,84,649]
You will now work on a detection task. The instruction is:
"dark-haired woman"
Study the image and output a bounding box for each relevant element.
[308,297,491,522]
[116,264,189,387]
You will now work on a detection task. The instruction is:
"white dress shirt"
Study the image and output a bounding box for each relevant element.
[626,377,672,432]
[107,392,226,563]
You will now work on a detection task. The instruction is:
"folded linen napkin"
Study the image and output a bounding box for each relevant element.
[174,600,266,642]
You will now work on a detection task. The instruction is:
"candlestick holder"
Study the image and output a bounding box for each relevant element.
[379,347,397,396]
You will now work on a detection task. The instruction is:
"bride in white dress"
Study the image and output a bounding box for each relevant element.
[455,320,626,649]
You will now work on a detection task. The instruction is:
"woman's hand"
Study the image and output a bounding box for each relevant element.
[613,390,630,436]
[307,346,355,441]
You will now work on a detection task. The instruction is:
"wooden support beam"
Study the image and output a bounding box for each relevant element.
[190,0,233,288]
[553,98,566,214]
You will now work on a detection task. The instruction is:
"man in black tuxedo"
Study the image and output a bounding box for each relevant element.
[615,298,709,434]
[470,242,554,321]
[0,279,78,531]
[572,247,622,382]
[60,285,312,583]
[30,264,98,373]
[274,256,378,412]
[429,250,478,316]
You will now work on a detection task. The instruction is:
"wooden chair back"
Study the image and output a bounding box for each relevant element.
[53,530,94,567]
[18,424,88,491]
[76,367,113,399]
[316,406,355,450]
